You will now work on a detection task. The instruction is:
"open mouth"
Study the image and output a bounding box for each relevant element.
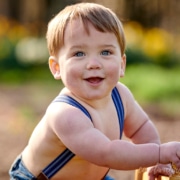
[85,77,104,84]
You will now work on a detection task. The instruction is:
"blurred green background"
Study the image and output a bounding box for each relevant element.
[0,0,180,179]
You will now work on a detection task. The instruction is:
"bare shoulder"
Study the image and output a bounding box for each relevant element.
[46,101,93,132]
[45,101,95,148]
[115,82,135,111]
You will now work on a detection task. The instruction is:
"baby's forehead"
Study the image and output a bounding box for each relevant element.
[63,19,119,49]
[65,17,113,37]
[65,18,93,34]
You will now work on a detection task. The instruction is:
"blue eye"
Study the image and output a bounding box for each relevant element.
[101,50,111,56]
[75,51,85,57]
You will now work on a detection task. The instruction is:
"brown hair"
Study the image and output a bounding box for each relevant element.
[46,2,126,57]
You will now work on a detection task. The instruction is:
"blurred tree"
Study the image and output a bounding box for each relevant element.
[124,0,161,28]
[124,0,180,34]
[46,0,78,20]
[0,0,179,33]
[18,0,47,23]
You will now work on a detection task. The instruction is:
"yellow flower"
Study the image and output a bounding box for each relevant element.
[124,21,144,48]
[142,28,172,57]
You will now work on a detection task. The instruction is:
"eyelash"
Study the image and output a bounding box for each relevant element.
[73,49,113,57]
[101,50,112,56]
[74,51,85,57]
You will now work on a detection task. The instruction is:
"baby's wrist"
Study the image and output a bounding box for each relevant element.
[159,144,161,163]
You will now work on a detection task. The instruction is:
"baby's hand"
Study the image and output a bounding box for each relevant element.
[160,142,180,168]
[148,164,174,180]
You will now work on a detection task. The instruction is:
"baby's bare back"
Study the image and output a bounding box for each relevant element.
[21,116,109,180]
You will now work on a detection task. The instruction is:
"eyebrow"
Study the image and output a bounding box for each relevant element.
[70,45,85,49]
[100,44,117,48]
[69,44,117,50]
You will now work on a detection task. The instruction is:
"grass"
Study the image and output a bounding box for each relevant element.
[121,64,180,115]
[121,64,180,101]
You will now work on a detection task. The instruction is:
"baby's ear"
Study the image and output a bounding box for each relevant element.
[49,56,61,79]
[120,54,126,77]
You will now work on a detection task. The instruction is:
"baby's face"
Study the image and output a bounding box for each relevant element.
[56,19,126,100]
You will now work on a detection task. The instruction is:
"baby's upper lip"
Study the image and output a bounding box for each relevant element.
[85,76,104,80]
[84,75,104,80]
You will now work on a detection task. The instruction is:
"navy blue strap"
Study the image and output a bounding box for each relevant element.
[111,87,124,139]
[53,95,92,120]
[41,87,124,179]
[42,149,74,179]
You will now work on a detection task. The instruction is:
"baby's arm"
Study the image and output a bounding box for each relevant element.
[47,101,180,171]
[117,83,179,177]
[118,83,160,145]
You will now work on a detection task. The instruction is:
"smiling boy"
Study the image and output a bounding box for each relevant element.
[9,3,180,180]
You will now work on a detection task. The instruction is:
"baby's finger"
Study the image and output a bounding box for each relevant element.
[148,174,156,180]
[148,165,174,179]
